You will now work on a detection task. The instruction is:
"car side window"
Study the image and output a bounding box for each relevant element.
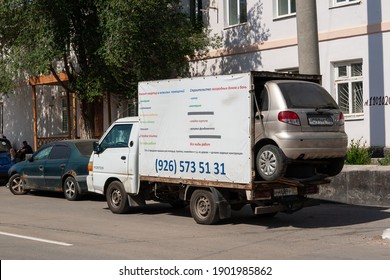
[260,88,269,111]
[49,144,71,160]
[100,124,133,151]
[33,146,53,161]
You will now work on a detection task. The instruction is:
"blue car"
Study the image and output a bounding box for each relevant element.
[7,139,96,201]
[0,137,14,178]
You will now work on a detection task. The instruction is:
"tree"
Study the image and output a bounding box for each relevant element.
[0,0,211,137]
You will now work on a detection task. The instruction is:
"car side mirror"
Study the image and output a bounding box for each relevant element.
[26,154,33,162]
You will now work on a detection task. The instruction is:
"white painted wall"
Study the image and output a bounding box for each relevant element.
[190,0,390,149]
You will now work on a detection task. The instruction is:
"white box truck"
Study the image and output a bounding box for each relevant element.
[87,71,347,224]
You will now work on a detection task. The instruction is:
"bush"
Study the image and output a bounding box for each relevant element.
[345,138,372,165]
[378,155,390,166]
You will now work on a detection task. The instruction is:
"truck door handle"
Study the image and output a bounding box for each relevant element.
[60,164,66,169]
[39,165,44,171]
[121,156,126,160]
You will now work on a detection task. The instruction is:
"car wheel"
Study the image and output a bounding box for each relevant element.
[317,157,345,177]
[106,181,130,214]
[190,189,219,225]
[63,177,80,201]
[256,144,287,181]
[8,174,28,195]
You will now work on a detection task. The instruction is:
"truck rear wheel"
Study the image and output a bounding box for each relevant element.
[106,181,130,214]
[190,189,219,225]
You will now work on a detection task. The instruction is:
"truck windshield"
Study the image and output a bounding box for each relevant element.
[100,124,132,151]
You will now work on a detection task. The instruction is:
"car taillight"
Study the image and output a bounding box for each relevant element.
[278,111,301,126]
[338,112,345,126]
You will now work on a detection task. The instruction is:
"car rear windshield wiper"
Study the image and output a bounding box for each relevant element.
[315,105,337,111]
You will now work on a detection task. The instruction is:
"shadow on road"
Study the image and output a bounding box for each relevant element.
[226,201,390,229]
[3,183,389,229]
[102,200,390,229]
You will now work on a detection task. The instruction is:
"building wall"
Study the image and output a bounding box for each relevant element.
[1,86,34,150]
[1,82,127,150]
[190,0,390,150]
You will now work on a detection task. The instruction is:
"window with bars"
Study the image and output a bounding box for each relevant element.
[274,0,296,18]
[224,0,247,27]
[335,62,363,119]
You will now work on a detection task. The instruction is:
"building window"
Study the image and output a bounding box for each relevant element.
[331,0,359,8]
[62,97,69,133]
[334,61,363,119]
[189,0,203,29]
[275,0,296,18]
[224,0,247,27]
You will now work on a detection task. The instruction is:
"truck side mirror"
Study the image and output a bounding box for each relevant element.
[93,141,101,154]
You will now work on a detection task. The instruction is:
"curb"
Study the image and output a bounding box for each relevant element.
[313,165,390,207]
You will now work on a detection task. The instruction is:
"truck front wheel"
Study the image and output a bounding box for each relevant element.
[190,189,219,225]
[106,181,130,214]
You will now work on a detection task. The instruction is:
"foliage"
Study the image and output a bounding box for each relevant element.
[345,138,372,165]
[378,154,390,166]
[0,0,212,136]
[98,0,212,99]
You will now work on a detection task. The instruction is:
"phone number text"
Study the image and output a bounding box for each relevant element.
[155,159,227,176]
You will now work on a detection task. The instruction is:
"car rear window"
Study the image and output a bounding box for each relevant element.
[75,141,95,156]
[278,82,338,109]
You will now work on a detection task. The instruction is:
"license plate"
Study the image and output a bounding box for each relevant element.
[274,187,298,197]
[308,115,334,126]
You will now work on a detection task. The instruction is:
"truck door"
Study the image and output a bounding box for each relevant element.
[255,87,270,141]
[92,121,139,194]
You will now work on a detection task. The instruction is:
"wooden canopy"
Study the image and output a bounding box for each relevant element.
[28,72,77,150]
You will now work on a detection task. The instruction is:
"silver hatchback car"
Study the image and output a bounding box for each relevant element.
[254,80,348,181]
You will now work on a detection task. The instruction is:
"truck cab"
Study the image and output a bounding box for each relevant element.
[87,117,140,197]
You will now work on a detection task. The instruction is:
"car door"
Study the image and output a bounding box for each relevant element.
[23,145,53,189]
[43,143,71,191]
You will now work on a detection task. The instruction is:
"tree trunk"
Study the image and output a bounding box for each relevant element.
[79,99,95,139]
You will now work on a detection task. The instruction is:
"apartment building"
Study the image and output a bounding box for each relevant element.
[188,0,390,153]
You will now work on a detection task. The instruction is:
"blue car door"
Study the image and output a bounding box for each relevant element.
[43,143,71,191]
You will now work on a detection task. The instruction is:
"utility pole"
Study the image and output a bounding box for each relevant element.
[296,0,320,75]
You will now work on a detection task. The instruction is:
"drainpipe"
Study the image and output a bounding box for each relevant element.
[296,0,320,75]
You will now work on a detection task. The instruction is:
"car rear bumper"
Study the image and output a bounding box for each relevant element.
[274,131,348,160]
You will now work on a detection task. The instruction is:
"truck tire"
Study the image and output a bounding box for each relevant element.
[106,181,130,214]
[256,144,287,181]
[8,174,29,195]
[190,189,219,225]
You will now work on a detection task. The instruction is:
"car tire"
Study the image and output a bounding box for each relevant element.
[8,174,28,195]
[317,157,345,177]
[106,181,130,214]
[256,144,287,181]
[63,176,80,201]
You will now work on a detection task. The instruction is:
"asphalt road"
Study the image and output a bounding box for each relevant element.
[1,184,390,260]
